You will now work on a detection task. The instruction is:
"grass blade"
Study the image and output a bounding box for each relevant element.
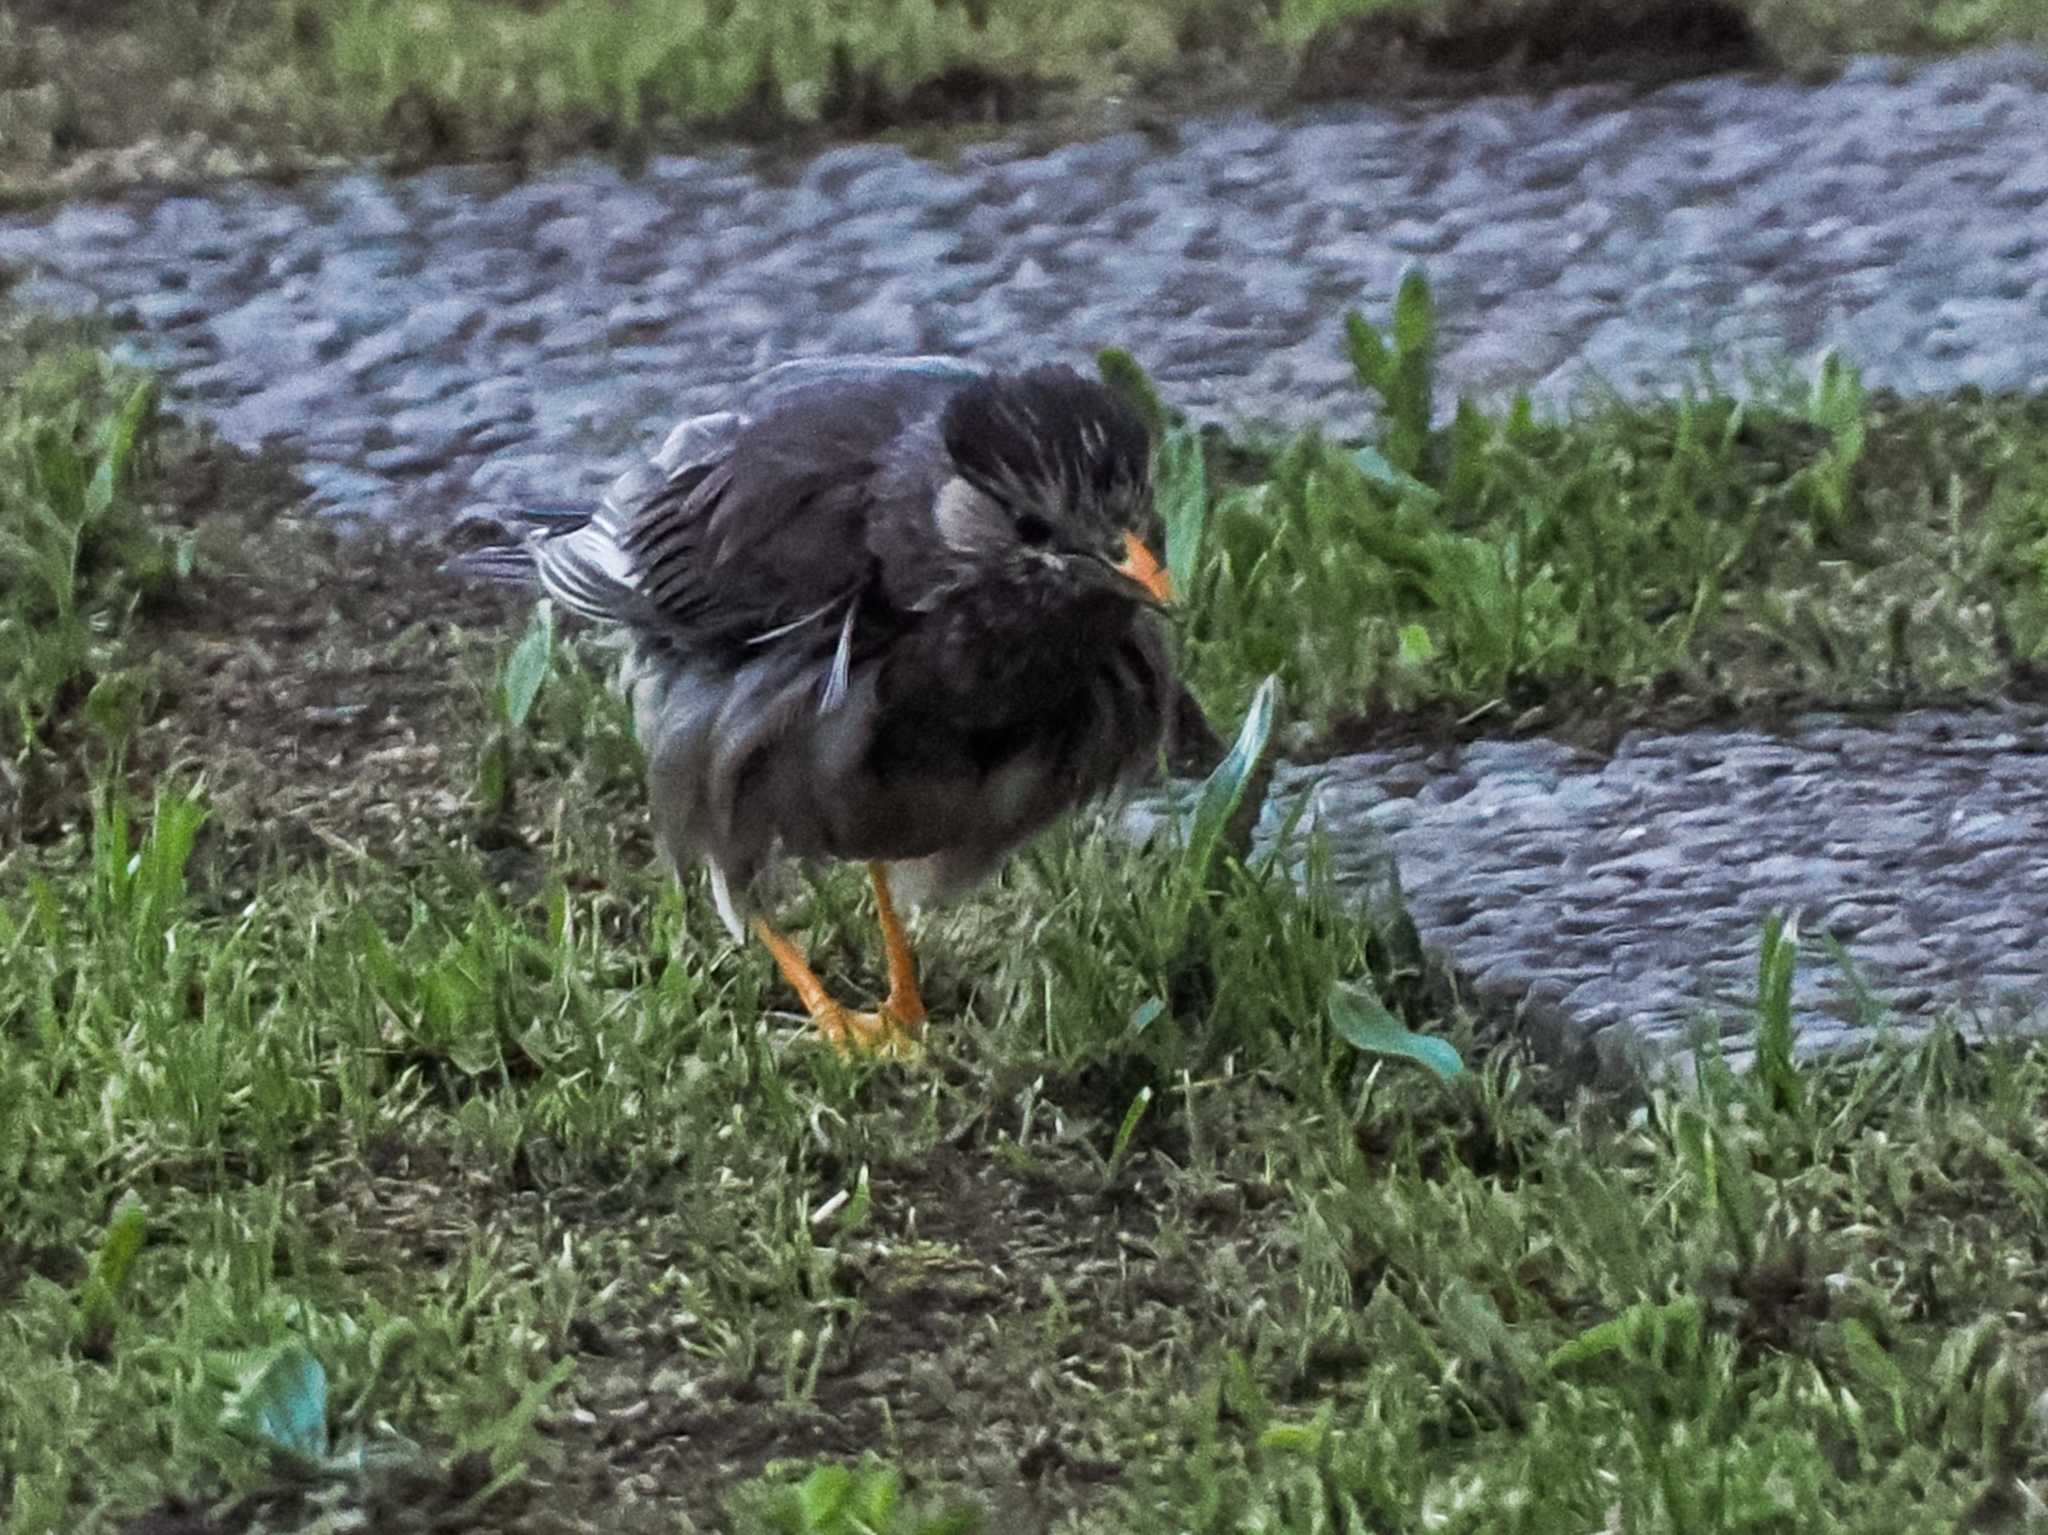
[1344,310,1391,395]
[86,377,156,521]
[1105,1085,1153,1183]
[1181,673,1279,890]
[500,599,556,731]
[1755,909,1805,1118]
[73,1196,147,1358]
[1158,429,1208,598]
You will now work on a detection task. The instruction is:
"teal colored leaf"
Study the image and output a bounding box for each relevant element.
[1127,996,1166,1037]
[500,600,556,730]
[233,1341,330,1461]
[1327,979,1464,1080]
[1182,674,1279,887]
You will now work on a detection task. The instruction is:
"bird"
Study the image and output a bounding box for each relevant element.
[460,355,1188,1055]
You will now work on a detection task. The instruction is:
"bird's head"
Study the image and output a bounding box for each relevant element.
[931,365,1174,609]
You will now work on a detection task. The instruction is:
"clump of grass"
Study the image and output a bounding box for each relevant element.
[1134,1005,2048,1533]
[475,596,556,838]
[0,322,188,763]
[10,0,2048,198]
[730,1457,982,1534]
[15,736,2048,1527]
[1142,271,2048,734]
[325,0,1117,137]
[1008,671,1461,1097]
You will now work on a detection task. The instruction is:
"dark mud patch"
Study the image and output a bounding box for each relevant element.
[1297,0,1768,104]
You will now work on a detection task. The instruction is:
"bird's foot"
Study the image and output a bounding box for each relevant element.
[753,863,927,1061]
[811,997,926,1060]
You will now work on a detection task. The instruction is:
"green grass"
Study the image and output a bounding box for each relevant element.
[8,298,2048,1529]
[1145,275,2048,738]
[0,320,185,758]
[12,727,2048,1530]
[4,0,2047,196]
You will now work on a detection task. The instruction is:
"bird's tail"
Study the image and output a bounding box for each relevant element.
[446,541,539,586]
[444,502,638,624]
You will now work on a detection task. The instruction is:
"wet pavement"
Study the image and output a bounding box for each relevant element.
[1251,706,2048,1078]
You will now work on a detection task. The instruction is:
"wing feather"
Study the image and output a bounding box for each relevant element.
[462,356,986,646]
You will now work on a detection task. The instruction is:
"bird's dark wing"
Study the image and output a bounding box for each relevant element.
[622,362,980,650]
[733,355,987,418]
[467,358,984,642]
[511,357,981,655]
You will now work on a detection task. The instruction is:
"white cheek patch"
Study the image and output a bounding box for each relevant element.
[933,476,1011,554]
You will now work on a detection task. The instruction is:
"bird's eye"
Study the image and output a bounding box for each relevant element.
[1015,513,1053,546]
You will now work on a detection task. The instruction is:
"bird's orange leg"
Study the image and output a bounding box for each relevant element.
[866,861,927,1038]
[751,862,924,1057]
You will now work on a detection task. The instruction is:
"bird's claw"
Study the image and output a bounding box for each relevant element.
[812,1001,925,1061]
[755,864,928,1064]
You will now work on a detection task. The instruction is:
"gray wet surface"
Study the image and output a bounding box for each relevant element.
[6,49,2048,1073]
[3,49,2046,536]
[1243,707,2048,1078]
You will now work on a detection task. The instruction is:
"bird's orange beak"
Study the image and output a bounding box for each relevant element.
[1117,530,1174,604]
